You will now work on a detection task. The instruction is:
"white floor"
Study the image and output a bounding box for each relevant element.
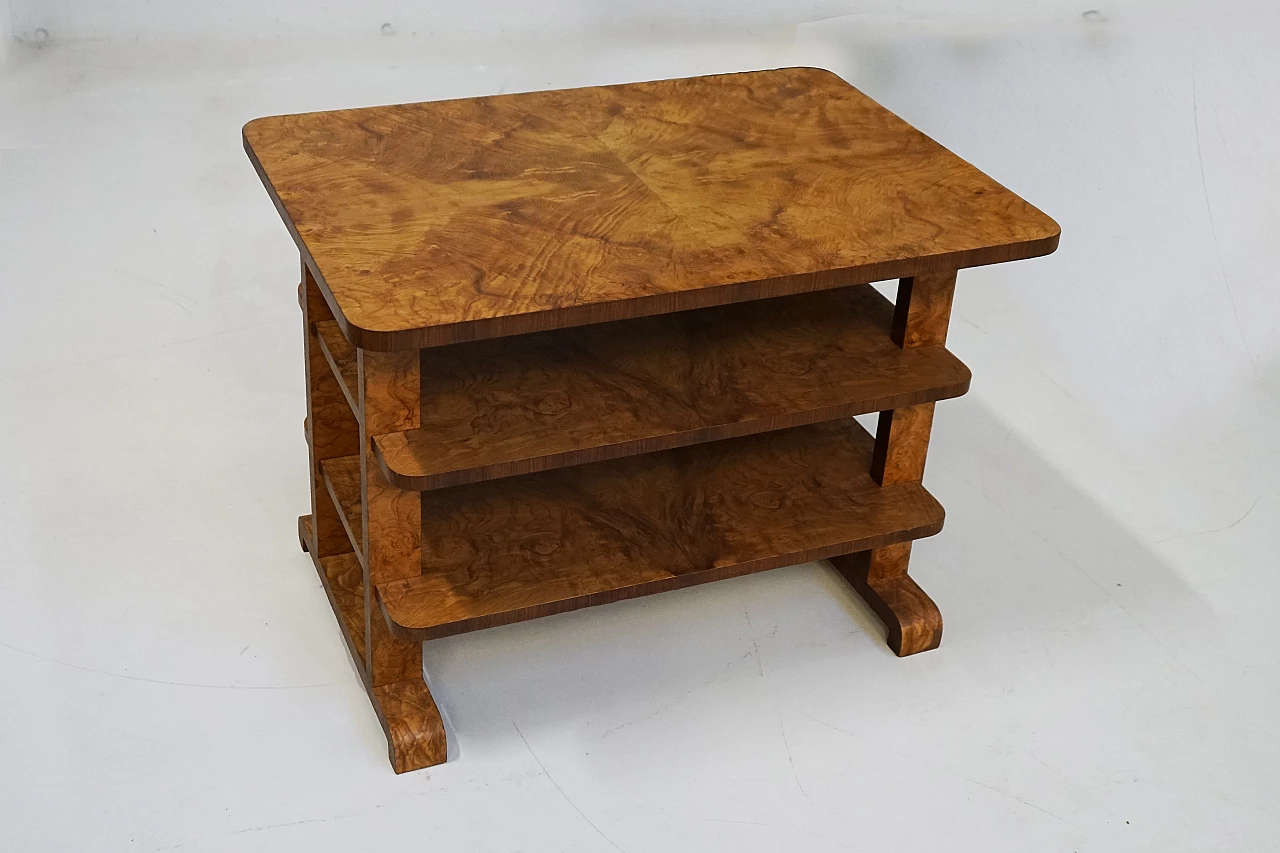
[2,8,1279,852]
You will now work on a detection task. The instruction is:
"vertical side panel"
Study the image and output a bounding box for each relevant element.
[359,349,423,687]
[304,262,360,558]
[834,268,956,656]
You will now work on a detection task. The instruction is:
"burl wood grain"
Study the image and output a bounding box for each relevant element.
[892,271,956,348]
[303,266,359,556]
[315,319,358,414]
[371,679,448,772]
[368,569,422,686]
[374,285,970,491]
[359,350,419,436]
[871,403,936,487]
[830,270,955,655]
[319,455,363,556]
[298,515,366,662]
[244,67,1060,350]
[304,296,445,772]
[831,543,942,656]
[356,345,445,772]
[374,419,945,641]
[300,515,445,772]
[359,349,424,682]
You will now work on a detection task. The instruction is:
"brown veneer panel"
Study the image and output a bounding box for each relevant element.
[373,285,971,491]
[244,67,1059,350]
[371,679,448,773]
[891,271,956,348]
[299,516,444,772]
[375,418,944,641]
[299,515,367,663]
[314,320,358,414]
[871,403,936,487]
[303,270,360,558]
[319,456,363,557]
[830,543,942,656]
[359,349,425,689]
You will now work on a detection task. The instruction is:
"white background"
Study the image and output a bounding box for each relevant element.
[2,2,1278,851]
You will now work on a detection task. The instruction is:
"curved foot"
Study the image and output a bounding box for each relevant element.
[830,542,943,656]
[372,678,448,773]
[299,513,448,773]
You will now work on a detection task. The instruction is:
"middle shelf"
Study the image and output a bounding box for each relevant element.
[371,417,945,642]
[372,284,970,492]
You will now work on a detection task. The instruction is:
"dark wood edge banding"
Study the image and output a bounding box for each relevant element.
[250,127,1056,353]
[372,376,970,492]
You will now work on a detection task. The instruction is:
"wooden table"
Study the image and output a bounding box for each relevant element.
[244,67,1059,773]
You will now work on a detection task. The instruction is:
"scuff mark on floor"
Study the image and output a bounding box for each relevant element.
[0,639,333,690]
[514,721,629,853]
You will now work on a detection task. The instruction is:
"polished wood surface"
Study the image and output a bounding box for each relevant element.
[373,285,970,491]
[359,350,419,436]
[371,679,448,773]
[871,403,936,487]
[245,67,1059,350]
[299,515,366,662]
[260,69,1062,771]
[832,542,942,656]
[303,267,360,558]
[828,270,954,655]
[319,455,363,556]
[892,271,956,348]
[374,419,944,641]
[299,514,446,772]
[354,344,447,772]
[307,338,448,773]
[315,319,358,414]
[359,349,425,688]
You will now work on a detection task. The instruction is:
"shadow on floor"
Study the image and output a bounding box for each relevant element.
[405,398,1218,757]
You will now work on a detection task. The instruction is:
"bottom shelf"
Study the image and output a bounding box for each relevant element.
[375,418,945,641]
[299,516,366,663]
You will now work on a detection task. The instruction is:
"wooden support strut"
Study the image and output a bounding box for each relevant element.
[831,271,955,656]
[302,265,359,559]
[299,263,368,669]
[359,344,448,772]
[298,261,446,773]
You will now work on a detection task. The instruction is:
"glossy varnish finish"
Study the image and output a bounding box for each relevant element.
[374,285,969,491]
[250,68,1061,773]
[828,272,957,655]
[299,517,366,662]
[871,403,936,487]
[376,419,944,641]
[245,67,1059,350]
[315,320,358,413]
[832,542,943,655]
[320,455,363,555]
[302,267,359,558]
[357,345,446,770]
[892,271,956,349]
[299,266,446,773]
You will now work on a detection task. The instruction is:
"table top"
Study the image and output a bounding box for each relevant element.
[245,67,1059,350]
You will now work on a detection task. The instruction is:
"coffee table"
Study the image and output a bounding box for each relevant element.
[244,67,1059,773]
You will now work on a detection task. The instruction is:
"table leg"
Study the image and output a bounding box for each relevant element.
[360,348,447,772]
[831,271,955,656]
[302,266,359,559]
